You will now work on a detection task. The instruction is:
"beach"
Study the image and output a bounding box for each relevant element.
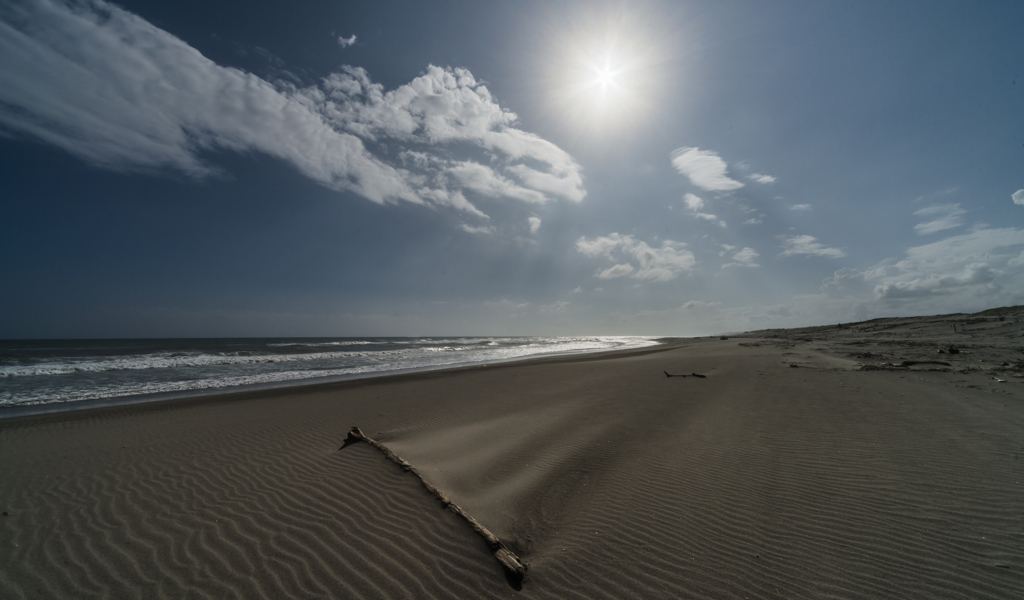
[2,314,1023,599]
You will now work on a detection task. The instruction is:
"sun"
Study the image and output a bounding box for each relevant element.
[537,9,670,137]
[594,67,616,90]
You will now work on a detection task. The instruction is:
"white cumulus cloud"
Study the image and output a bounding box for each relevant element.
[870,226,1024,301]
[748,173,776,184]
[0,0,585,222]
[780,235,846,258]
[337,34,357,48]
[873,263,995,299]
[1012,189,1024,205]
[670,147,744,192]
[528,216,541,233]
[577,233,696,282]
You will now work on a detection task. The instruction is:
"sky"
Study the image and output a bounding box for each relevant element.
[1,0,1023,338]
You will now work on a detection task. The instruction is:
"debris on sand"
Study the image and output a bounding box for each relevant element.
[340,427,528,585]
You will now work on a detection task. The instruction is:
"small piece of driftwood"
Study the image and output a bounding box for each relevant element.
[664,371,706,378]
[340,427,528,584]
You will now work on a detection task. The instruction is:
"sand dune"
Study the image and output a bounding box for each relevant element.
[2,312,1024,598]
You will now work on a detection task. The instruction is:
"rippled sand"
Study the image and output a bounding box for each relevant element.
[2,311,1023,598]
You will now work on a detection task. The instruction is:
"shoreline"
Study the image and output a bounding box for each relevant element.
[0,337,674,421]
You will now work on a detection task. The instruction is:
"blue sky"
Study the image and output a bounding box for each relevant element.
[1,0,1023,338]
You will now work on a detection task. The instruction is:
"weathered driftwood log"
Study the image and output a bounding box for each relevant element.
[664,371,707,378]
[340,427,528,584]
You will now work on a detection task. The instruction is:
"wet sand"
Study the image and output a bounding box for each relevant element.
[2,312,1023,598]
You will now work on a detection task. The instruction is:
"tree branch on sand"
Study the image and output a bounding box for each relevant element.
[339,426,528,585]
[664,371,706,378]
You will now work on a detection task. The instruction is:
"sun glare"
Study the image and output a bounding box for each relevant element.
[538,7,669,138]
[595,67,616,90]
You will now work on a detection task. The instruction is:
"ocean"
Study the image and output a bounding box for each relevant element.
[0,336,658,412]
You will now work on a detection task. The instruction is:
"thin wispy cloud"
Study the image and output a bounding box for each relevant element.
[337,34,357,48]
[913,203,965,235]
[596,263,636,279]
[779,235,846,258]
[577,233,696,282]
[670,147,744,192]
[460,223,495,235]
[723,247,760,268]
[788,204,811,211]
[0,0,584,223]
[748,173,776,184]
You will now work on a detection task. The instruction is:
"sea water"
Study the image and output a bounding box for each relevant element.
[0,336,657,410]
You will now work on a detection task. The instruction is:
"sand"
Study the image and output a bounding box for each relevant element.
[2,313,1023,599]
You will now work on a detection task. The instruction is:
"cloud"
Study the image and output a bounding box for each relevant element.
[682,193,704,211]
[460,224,495,235]
[596,263,635,279]
[696,214,726,227]
[670,147,744,192]
[528,216,541,233]
[0,0,584,221]
[680,300,720,310]
[314,65,585,201]
[788,204,811,211]
[1013,189,1024,205]
[682,192,725,227]
[821,267,870,298]
[539,301,570,314]
[506,163,585,203]
[577,233,696,282]
[779,235,846,258]
[913,203,965,235]
[723,247,760,268]
[337,34,357,48]
[869,226,1024,301]
[743,218,763,225]
[748,173,776,184]
[447,162,546,204]
[874,263,996,299]
[913,187,958,203]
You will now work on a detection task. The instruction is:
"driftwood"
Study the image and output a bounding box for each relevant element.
[860,360,952,371]
[340,427,528,585]
[664,371,707,378]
